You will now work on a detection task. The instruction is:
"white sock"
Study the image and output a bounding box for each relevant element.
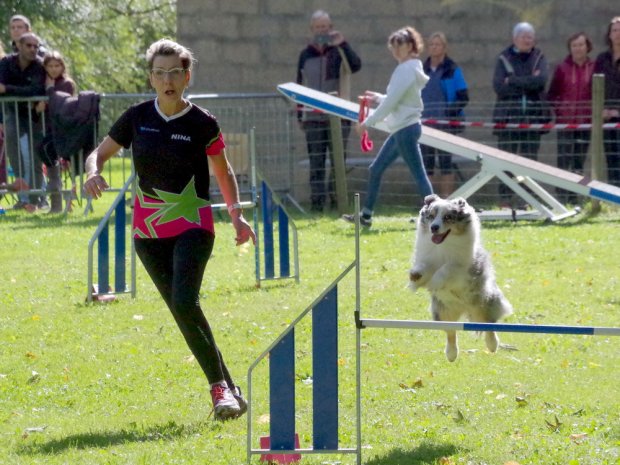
[211,380,228,389]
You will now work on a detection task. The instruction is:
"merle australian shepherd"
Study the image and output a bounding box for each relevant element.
[409,195,513,361]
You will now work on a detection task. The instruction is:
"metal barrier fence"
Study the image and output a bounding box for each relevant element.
[2,94,620,213]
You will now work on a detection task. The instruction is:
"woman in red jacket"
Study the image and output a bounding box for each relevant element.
[547,32,594,203]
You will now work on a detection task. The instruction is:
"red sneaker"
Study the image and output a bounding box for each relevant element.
[210,385,240,421]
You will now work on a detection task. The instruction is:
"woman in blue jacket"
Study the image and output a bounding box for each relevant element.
[421,32,469,197]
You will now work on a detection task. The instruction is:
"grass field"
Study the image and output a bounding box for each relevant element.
[0,193,619,465]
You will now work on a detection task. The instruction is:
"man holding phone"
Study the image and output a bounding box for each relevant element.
[296,9,362,212]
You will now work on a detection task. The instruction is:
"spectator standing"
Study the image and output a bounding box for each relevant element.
[0,32,46,211]
[36,51,77,213]
[547,32,594,203]
[296,9,362,212]
[84,39,256,421]
[8,15,47,57]
[492,22,549,206]
[420,31,469,197]
[0,41,5,187]
[593,16,620,187]
[342,26,433,227]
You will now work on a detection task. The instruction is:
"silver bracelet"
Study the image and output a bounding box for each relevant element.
[227,202,242,214]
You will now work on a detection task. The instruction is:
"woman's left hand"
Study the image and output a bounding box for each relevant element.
[232,214,257,246]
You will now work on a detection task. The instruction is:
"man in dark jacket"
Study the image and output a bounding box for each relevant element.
[296,9,361,212]
[492,22,549,206]
[0,32,46,209]
[594,16,620,187]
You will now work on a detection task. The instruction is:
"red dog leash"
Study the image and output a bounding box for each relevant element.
[358,96,374,152]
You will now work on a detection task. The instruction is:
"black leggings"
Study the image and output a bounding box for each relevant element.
[135,229,235,388]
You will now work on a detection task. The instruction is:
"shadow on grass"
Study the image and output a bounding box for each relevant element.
[364,442,461,465]
[16,419,217,456]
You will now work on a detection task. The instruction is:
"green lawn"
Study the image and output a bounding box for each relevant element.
[0,195,618,465]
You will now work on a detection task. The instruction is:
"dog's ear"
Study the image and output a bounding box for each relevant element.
[423,194,438,206]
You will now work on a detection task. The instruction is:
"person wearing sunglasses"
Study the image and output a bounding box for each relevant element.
[0,31,47,211]
[84,38,256,422]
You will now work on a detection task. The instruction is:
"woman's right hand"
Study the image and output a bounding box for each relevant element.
[84,174,109,199]
[364,91,382,105]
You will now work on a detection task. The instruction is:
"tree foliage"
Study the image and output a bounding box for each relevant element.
[0,0,176,93]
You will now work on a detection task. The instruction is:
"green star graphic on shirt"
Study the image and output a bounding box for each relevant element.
[151,176,210,225]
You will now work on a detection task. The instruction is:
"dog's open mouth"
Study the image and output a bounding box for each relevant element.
[432,229,451,244]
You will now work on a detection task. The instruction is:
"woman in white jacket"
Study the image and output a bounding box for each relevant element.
[343,26,433,227]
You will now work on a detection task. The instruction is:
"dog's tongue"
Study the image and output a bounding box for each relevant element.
[432,230,450,244]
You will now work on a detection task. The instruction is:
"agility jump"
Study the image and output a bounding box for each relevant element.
[277,82,620,221]
[247,196,620,465]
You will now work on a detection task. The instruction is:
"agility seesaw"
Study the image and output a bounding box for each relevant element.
[278,82,620,221]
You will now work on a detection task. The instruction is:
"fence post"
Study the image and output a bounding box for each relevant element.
[590,74,606,213]
[329,115,348,214]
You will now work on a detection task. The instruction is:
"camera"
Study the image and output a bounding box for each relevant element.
[314,34,332,46]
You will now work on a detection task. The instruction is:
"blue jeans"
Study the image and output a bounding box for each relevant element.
[362,123,433,216]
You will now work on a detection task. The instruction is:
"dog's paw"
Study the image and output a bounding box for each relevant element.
[445,341,459,362]
[485,331,499,353]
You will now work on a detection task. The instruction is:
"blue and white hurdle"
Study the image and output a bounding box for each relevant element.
[247,194,620,465]
[254,176,300,288]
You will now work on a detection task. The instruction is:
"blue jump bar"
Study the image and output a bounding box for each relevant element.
[462,322,612,336]
[359,319,620,336]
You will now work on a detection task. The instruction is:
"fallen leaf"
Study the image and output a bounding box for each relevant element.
[399,378,424,392]
[25,352,37,359]
[27,371,40,384]
[499,343,519,351]
[503,461,521,465]
[24,426,47,433]
[439,457,454,464]
[515,396,528,407]
[545,415,563,432]
[569,432,588,443]
[132,314,144,320]
[257,414,270,425]
[453,409,466,423]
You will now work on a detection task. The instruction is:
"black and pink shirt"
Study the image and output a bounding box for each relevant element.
[108,99,225,239]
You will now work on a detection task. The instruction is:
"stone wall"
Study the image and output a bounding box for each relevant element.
[177,1,618,207]
[179,0,618,101]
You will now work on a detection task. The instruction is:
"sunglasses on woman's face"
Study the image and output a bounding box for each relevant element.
[151,67,187,80]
